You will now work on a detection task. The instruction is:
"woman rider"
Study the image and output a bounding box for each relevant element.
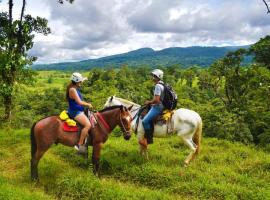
[66,72,93,154]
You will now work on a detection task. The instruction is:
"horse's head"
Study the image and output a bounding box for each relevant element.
[104,96,121,108]
[118,105,133,140]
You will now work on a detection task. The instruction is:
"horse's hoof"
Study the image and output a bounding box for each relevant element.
[31,177,39,182]
[184,161,189,167]
[179,171,184,176]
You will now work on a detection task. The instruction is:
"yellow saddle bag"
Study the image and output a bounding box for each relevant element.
[59,111,77,126]
[162,109,174,121]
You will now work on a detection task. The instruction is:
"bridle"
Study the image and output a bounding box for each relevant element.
[92,107,132,136]
[119,109,132,135]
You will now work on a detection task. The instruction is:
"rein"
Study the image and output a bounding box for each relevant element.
[119,111,131,134]
[96,112,111,131]
[130,107,141,114]
[131,105,146,121]
[95,107,131,135]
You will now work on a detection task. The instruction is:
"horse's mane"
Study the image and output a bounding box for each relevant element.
[99,105,123,113]
[113,96,141,108]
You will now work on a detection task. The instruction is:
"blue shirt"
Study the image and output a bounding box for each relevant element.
[68,89,84,112]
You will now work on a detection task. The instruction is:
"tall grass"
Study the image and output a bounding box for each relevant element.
[0,129,270,199]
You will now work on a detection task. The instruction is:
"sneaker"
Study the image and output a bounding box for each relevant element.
[74,144,79,151]
[77,145,87,155]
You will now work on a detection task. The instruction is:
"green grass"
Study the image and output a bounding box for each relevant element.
[0,129,270,199]
[30,71,70,91]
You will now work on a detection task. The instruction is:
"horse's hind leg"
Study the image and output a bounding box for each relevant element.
[182,136,197,167]
[31,148,49,181]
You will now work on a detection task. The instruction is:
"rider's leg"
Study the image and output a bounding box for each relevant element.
[142,105,163,144]
[74,112,91,153]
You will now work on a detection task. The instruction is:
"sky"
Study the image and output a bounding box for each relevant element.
[0,0,269,64]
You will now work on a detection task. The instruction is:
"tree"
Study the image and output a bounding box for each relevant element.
[0,0,50,120]
[0,0,75,121]
[262,0,270,13]
[248,35,270,70]
[208,49,252,112]
[181,67,197,87]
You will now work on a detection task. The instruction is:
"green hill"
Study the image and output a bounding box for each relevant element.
[33,46,251,70]
[1,129,270,200]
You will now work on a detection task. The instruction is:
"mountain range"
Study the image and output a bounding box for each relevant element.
[32,46,250,70]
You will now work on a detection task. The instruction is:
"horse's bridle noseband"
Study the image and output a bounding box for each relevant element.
[119,110,132,135]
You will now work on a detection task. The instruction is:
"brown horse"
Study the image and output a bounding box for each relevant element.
[30,105,133,180]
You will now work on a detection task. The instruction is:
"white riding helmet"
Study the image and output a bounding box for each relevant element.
[70,72,87,83]
[151,69,163,80]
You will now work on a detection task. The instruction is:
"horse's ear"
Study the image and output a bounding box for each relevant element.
[110,96,113,102]
[128,105,133,111]
[120,105,124,111]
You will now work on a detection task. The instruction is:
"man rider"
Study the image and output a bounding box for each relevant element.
[141,69,164,145]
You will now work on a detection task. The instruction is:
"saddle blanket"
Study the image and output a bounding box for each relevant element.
[63,122,79,132]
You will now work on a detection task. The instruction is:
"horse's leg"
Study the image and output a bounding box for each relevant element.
[181,136,197,167]
[31,135,53,181]
[31,158,38,181]
[31,120,59,181]
[31,123,38,181]
[176,123,197,167]
[31,149,48,181]
[92,142,102,177]
[31,124,49,181]
[138,137,149,160]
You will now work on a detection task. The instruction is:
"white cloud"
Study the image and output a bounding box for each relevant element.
[1,0,269,63]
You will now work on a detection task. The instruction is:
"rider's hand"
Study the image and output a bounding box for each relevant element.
[87,103,93,109]
[144,100,151,105]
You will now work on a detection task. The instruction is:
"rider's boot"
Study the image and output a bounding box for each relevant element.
[145,129,153,144]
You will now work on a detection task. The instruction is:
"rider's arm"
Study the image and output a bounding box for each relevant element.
[69,88,92,108]
[145,95,161,105]
[145,83,162,105]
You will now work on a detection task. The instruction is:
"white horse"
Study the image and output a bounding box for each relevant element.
[104,96,203,166]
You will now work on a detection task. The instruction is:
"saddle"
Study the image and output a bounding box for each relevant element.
[59,110,96,132]
[59,110,78,132]
[135,106,174,134]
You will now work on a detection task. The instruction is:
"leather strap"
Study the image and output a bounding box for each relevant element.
[96,112,111,131]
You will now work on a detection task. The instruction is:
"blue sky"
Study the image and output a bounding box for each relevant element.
[0,0,269,63]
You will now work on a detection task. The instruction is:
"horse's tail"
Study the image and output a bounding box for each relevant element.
[30,122,37,159]
[193,119,202,155]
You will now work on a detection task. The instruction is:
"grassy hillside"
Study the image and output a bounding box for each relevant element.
[1,129,270,200]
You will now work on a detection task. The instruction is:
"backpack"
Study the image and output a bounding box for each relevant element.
[159,82,178,110]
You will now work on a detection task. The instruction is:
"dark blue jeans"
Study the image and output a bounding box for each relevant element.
[142,104,163,131]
